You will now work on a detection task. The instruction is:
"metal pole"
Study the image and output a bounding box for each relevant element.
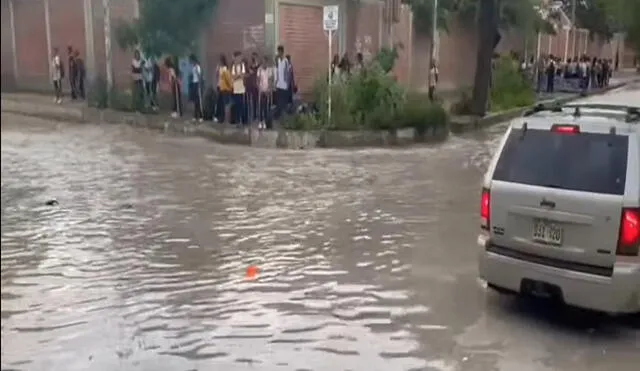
[535,31,542,84]
[44,0,52,79]
[102,0,113,93]
[428,0,438,87]
[563,28,569,62]
[432,0,438,61]
[570,0,577,58]
[9,0,19,82]
[328,30,332,126]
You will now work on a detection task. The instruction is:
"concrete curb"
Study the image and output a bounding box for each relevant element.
[3,77,636,149]
[0,98,449,149]
[449,79,639,134]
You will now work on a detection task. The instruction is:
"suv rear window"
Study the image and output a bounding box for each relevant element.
[493,128,628,195]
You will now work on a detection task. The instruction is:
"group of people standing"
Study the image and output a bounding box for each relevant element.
[528,54,615,93]
[160,45,298,129]
[50,46,86,104]
[330,52,365,81]
[131,50,162,112]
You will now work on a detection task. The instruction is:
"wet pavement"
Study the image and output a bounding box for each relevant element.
[2,83,639,371]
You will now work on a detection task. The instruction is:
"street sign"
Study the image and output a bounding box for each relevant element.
[323,5,339,31]
[323,5,338,125]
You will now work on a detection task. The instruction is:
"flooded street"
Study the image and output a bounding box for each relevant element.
[2,86,639,371]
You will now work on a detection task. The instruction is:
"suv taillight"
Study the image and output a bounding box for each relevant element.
[480,188,490,230]
[617,208,640,256]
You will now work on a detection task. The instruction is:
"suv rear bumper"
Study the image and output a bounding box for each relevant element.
[478,239,640,314]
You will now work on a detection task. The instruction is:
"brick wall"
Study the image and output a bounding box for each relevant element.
[352,1,381,61]
[1,0,16,89]
[204,0,265,82]
[13,0,49,90]
[1,1,634,95]
[49,0,86,60]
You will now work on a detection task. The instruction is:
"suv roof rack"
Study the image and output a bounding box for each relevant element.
[524,103,639,123]
[523,102,562,116]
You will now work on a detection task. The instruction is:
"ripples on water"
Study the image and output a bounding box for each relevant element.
[1,114,637,371]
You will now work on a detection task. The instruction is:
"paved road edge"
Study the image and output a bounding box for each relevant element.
[450,78,640,134]
[0,98,450,149]
[2,78,637,149]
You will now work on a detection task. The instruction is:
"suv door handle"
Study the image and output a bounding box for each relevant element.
[540,199,556,208]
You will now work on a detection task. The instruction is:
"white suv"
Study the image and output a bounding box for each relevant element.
[478,92,640,314]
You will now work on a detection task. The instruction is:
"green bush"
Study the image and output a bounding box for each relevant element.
[280,112,324,131]
[490,55,535,112]
[450,89,473,115]
[311,75,359,130]
[373,46,400,73]
[87,77,138,112]
[310,64,405,130]
[284,63,449,135]
[397,93,449,134]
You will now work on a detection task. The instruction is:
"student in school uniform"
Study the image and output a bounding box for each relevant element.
[217,54,233,124]
[51,47,64,103]
[257,55,274,129]
[165,56,183,118]
[231,51,247,125]
[189,54,204,122]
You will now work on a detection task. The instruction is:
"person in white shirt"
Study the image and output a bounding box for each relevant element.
[131,50,145,111]
[142,55,158,110]
[189,54,203,122]
[274,45,290,119]
[231,51,247,125]
[51,48,63,103]
[257,55,274,129]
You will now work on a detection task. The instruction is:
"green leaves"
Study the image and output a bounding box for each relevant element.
[115,0,219,57]
[601,0,640,53]
[489,56,535,112]
[405,0,553,35]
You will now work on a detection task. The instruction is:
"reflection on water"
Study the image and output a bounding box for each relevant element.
[1,113,637,371]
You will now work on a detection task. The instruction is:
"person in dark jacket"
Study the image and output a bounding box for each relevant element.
[67,46,78,99]
[74,50,86,99]
[246,52,260,124]
[286,54,297,106]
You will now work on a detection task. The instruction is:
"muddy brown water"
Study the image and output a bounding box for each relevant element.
[2,93,638,371]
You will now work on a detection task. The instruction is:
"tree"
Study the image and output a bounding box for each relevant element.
[405,0,553,115]
[402,0,461,35]
[600,0,640,54]
[115,0,219,57]
[468,0,550,115]
[562,0,615,41]
[470,0,499,115]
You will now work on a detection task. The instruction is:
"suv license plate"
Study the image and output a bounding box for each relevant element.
[532,219,563,246]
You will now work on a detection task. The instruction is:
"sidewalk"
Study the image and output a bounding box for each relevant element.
[542,68,638,95]
[450,71,640,134]
[0,92,448,149]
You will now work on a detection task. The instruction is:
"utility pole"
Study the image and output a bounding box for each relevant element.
[570,0,577,58]
[102,0,113,94]
[428,0,438,88]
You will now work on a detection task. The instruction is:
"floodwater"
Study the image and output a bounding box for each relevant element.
[2,85,639,371]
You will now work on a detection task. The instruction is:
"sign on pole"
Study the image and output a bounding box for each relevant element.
[323,5,339,31]
[323,5,338,125]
